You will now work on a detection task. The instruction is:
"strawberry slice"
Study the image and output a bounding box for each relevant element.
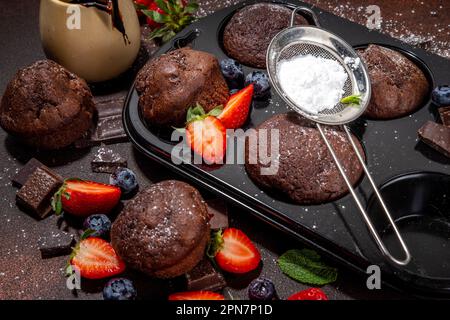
[287,288,328,300]
[185,104,226,164]
[208,228,261,274]
[69,237,125,280]
[218,84,254,129]
[52,179,121,217]
[168,291,225,301]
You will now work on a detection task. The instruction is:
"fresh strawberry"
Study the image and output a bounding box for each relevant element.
[69,237,125,280]
[142,0,198,42]
[145,2,165,29]
[52,179,121,217]
[287,288,328,300]
[168,291,225,300]
[185,104,226,164]
[218,84,254,129]
[208,228,261,274]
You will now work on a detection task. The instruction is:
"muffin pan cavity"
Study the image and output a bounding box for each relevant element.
[124,0,450,296]
[367,172,450,291]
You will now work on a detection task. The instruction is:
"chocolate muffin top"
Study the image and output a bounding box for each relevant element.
[136,48,229,128]
[111,180,210,277]
[0,60,94,138]
[245,113,365,204]
[223,3,308,68]
[0,60,94,149]
[359,44,429,119]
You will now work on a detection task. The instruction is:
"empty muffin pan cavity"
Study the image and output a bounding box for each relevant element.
[367,172,450,283]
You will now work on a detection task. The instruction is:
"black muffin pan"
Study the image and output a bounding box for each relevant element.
[123,0,450,297]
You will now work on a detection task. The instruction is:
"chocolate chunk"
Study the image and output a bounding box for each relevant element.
[185,258,226,292]
[418,121,450,158]
[91,147,127,173]
[38,231,75,259]
[206,198,229,230]
[75,96,128,148]
[12,158,45,187]
[16,167,63,219]
[438,106,450,127]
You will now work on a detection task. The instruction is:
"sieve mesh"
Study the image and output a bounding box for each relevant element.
[276,42,353,116]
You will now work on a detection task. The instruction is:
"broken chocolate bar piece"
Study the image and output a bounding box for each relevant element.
[418,121,450,158]
[185,258,226,292]
[38,231,75,259]
[16,167,63,219]
[75,96,128,148]
[438,106,450,127]
[12,158,45,187]
[206,198,229,230]
[91,147,127,173]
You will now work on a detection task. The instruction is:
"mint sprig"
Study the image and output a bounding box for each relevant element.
[340,94,362,106]
[277,249,338,286]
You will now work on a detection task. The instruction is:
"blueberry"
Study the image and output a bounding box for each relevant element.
[248,278,277,301]
[432,85,450,106]
[230,89,239,95]
[220,58,244,89]
[103,278,137,300]
[245,71,271,99]
[83,214,111,238]
[110,167,138,195]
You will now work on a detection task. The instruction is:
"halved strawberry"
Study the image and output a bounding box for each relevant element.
[287,288,328,300]
[208,228,261,274]
[52,179,121,217]
[185,104,226,164]
[69,237,125,280]
[168,291,225,300]
[218,84,254,129]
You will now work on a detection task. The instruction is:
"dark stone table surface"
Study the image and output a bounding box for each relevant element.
[2,0,447,300]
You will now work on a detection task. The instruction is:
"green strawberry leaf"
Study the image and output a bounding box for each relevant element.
[142,9,169,23]
[185,2,199,14]
[206,229,224,259]
[277,249,338,286]
[80,229,96,240]
[154,0,170,14]
[207,106,223,117]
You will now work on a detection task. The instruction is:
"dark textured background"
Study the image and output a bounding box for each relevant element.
[0,0,447,300]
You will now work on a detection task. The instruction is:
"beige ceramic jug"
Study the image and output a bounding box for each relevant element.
[40,0,141,83]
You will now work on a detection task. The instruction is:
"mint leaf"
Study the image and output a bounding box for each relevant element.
[340,94,361,106]
[277,249,338,285]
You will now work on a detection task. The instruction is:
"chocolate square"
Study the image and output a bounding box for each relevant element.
[75,96,128,148]
[38,231,75,259]
[185,258,226,292]
[206,198,229,230]
[438,106,450,127]
[16,167,63,219]
[91,147,127,173]
[418,121,450,158]
[12,158,45,187]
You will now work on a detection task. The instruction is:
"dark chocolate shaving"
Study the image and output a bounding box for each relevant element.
[185,258,226,292]
[38,231,76,259]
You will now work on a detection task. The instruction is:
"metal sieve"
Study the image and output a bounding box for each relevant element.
[266,7,411,266]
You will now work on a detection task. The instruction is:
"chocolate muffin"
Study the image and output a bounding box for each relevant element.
[0,60,94,149]
[136,48,229,128]
[245,113,365,204]
[358,44,429,119]
[223,3,308,68]
[111,180,211,278]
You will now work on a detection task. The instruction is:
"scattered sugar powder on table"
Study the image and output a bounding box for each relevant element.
[277,55,348,114]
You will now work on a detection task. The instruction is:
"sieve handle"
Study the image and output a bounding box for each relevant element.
[290,6,321,28]
[316,123,411,266]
